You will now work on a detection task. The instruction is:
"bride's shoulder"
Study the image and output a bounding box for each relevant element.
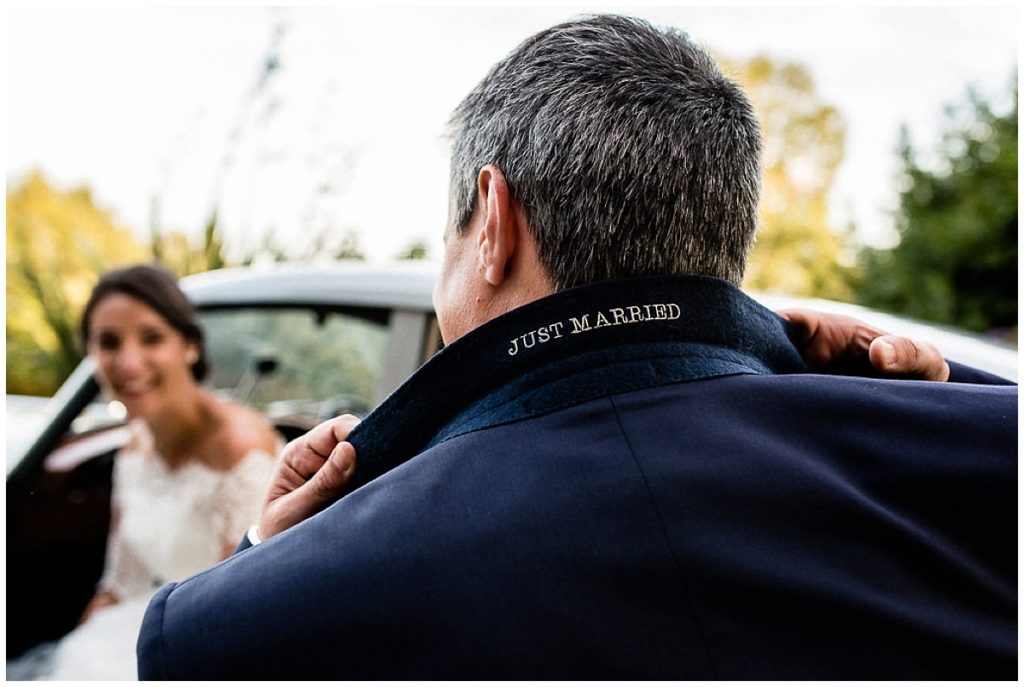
[119,420,154,459]
[210,399,280,469]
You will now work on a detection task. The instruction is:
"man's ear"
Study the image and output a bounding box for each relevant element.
[476,164,520,287]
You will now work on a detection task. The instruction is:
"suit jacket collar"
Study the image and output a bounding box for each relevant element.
[345,275,806,490]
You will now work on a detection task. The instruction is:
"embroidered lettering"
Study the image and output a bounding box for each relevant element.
[508,321,566,356]
[535,322,566,344]
[569,315,592,334]
[507,303,680,356]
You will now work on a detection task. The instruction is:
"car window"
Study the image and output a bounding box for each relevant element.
[200,306,390,426]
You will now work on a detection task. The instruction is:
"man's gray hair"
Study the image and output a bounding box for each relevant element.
[447,14,762,289]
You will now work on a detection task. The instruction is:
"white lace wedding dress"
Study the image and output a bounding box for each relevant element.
[41,421,276,681]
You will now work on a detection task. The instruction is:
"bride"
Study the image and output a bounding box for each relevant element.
[38,264,280,680]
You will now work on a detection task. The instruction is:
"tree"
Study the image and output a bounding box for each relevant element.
[396,239,430,261]
[727,56,855,300]
[6,172,147,395]
[854,84,1017,336]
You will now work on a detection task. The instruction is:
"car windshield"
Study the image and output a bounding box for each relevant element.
[201,306,390,424]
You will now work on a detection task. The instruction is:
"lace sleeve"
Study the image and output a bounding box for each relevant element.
[98,451,153,600]
[210,451,276,557]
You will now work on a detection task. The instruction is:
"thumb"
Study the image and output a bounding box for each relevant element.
[303,441,357,507]
[869,335,950,381]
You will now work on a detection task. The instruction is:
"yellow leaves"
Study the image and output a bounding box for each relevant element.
[6,171,147,395]
[7,171,234,394]
[745,217,855,300]
[153,230,203,275]
[151,214,228,277]
[720,55,855,300]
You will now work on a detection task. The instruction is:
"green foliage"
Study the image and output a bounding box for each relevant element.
[6,172,147,395]
[854,84,1017,335]
[396,239,430,261]
[727,56,855,300]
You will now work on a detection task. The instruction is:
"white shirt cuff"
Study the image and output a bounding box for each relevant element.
[247,524,263,546]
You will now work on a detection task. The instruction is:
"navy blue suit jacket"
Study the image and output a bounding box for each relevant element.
[138,277,1017,679]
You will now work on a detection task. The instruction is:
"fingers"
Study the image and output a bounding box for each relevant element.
[297,414,362,460]
[259,414,361,541]
[306,441,357,503]
[259,442,357,541]
[275,414,360,484]
[779,307,950,381]
[778,308,886,369]
[869,335,950,382]
[776,308,821,343]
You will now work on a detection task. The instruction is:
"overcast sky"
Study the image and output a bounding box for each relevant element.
[6,4,1018,262]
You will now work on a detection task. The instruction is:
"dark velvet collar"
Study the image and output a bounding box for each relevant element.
[344,275,807,490]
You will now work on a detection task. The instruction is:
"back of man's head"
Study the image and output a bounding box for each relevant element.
[447,14,762,290]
